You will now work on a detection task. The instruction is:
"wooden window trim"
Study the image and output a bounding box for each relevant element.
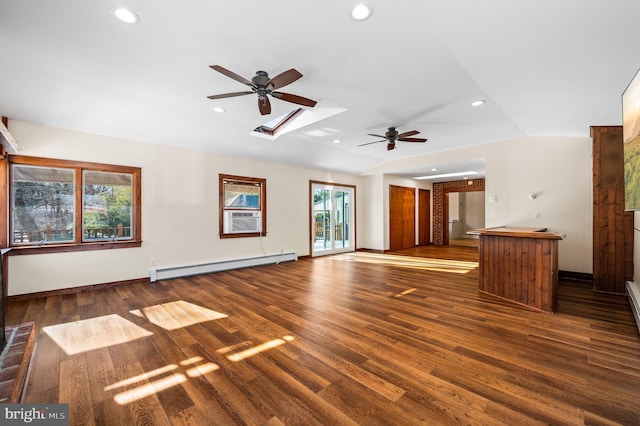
[219,174,266,238]
[7,155,142,255]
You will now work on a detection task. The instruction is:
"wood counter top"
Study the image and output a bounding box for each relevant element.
[473,226,565,240]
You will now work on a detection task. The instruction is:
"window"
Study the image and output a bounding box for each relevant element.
[83,171,133,241]
[9,155,141,253]
[219,174,266,238]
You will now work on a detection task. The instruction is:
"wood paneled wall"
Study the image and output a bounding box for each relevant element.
[479,234,559,312]
[592,126,634,294]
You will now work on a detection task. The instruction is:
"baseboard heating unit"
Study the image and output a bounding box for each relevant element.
[150,252,297,282]
[626,281,640,334]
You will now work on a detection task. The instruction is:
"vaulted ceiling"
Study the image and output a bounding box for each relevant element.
[1,1,639,181]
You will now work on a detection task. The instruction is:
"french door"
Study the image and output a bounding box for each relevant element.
[311,182,355,256]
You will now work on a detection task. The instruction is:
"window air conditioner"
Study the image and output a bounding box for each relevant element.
[224,210,262,233]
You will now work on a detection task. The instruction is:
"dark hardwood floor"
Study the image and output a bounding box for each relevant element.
[6,245,640,425]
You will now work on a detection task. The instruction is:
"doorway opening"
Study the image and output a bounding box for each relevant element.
[432,178,485,246]
[447,190,484,248]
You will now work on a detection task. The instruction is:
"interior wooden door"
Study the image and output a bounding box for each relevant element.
[389,185,415,250]
[419,188,430,245]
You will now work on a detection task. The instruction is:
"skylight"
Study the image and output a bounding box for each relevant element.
[250,101,348,141]
[253,108,304,136]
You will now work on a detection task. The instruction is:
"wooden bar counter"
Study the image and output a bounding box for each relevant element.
[474,226,566,312]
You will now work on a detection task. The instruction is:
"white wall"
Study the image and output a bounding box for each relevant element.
[6,121,594,295]
[7,120,365,295]
[367,136,593,273]
[461,191,485,235]
[448,192,460,221]
[485,137,592,273]
[360,174,384,250]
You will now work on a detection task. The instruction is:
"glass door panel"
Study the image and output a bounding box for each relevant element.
[312,183,354,256]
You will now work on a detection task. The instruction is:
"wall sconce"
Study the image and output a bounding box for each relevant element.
[467,180,474,186]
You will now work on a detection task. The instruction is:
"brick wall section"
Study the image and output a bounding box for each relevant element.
[433,178,485,245]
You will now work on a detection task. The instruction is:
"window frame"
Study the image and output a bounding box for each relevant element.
[8,155,142,255]
[219,174,266,238]
[253,108,304,136]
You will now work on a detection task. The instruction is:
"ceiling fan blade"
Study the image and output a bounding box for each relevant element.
[398,137,428,143]
[267,69,303,90]
[210,65,255,87]
[258,97,271,115]
[207,91,254,100]
[367,134,387,139]
[397,130,420,138]
[358,140,386,147]
[271,92,317,107]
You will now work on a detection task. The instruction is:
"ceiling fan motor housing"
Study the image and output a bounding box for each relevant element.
[252,71,271,88]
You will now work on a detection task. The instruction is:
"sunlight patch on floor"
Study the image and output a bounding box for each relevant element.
[130,300,228,330]
[105,332,296,406]
[106,356,220,405]
[105,364,179,392]
[334,252,478,274]
[227,335,295,362]
[395,288,417,297]
[215,341,253,355]
[43,314,153,355]
[113,372,187,405]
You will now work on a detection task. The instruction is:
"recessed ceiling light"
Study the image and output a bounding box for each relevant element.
[112,7,139,24]
[471,99,485,107]
[333,139,341,144]
[351,3,373,21]
[213,107,225,113]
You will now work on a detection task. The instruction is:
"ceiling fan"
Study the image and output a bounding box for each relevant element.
[207,65,317,115]
[359,127,428,151]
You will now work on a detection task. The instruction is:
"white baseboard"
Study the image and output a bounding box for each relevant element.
[626,281,640,334]
[149,252,297,282]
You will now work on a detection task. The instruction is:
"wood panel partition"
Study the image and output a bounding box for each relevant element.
[476,226,565,312]
[592,126,633,294]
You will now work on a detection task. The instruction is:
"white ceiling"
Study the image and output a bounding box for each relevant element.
[1,1,639,181]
